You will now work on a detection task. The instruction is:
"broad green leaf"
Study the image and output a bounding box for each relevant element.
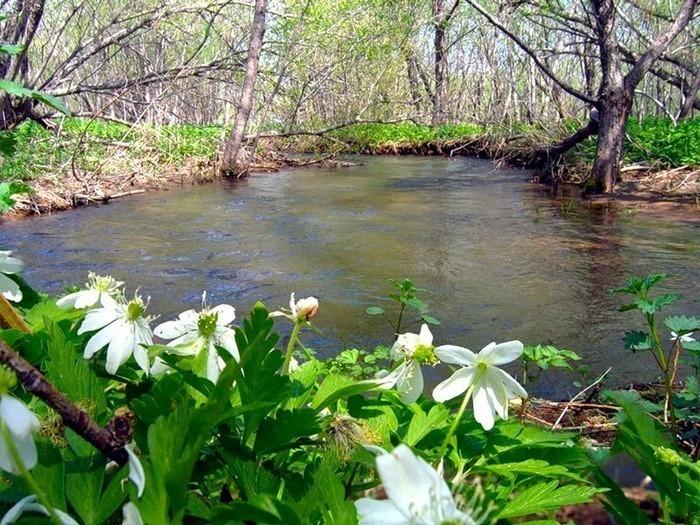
[312,374,379,410]
[665,315,700,335]
[253,408,321,454]
[497,481,598,519]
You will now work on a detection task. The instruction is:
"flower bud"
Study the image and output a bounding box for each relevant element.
[295,296,319,321]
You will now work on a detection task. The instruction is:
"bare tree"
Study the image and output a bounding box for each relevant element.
[432,0,461,124]
[219,0,267,176]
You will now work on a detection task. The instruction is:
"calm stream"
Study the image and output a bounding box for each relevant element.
[2,156,699,397]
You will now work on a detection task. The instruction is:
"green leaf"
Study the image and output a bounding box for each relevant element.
[497,481,598,519]
[665,315,700,335]
[404,404,448,446]
[477,459,585,482]
[420,314,441,325]
[311,374,379,410]
[253,408,321,454]
[623,331,652,352]
[212,495,301,525]
[0,44,24,55]
[365,306,384,315]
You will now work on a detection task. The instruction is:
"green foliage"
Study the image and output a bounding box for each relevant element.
[2,270,699,524]
[366,278,440,334]
[0,181,30,214]
[568,117,700,169]
[522,344,583,385]
[330,122,483,151]
[0,118,222,183]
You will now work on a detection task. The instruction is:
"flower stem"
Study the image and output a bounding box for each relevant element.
[1,423,63,525]
[436,385,474,464]
[282,321,302,374]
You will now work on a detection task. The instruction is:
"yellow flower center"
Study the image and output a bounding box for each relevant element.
[413,344,438,365]
[197,311,219,338]
[126,298,146,321]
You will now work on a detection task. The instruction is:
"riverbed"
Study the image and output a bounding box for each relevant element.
[2,156,699,397]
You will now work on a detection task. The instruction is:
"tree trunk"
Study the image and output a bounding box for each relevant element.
[432,1,447,125]
[432,0,459,125]
[591,90,631,193]
[219,0,267,176]
[678,73,700,119]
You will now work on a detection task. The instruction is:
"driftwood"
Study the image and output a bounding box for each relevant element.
[73,189,146,205]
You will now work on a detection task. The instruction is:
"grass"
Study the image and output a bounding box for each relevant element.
[1,116,698,186]
[0,118,223,182]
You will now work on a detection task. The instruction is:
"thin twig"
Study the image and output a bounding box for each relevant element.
[552,367,612,429]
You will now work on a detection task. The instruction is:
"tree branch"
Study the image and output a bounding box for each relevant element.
[0,338,130,465]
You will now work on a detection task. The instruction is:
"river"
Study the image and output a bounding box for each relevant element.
[2,156,699,397]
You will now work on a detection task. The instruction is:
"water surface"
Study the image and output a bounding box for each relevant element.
[2,156,699,397]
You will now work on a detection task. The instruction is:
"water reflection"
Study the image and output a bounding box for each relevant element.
[1,156,699,397]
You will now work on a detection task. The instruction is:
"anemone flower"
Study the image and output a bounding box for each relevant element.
[355,444,476,525]
[0,394,40,474]
[433,341,527,430]
[0,251,23,303]
[57,272,123,309]
[670,331,695,344]
[78,294,153,375]
[377,324,436,404]
[152,297,238,383]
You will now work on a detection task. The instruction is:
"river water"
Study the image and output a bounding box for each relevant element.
[2,156,699,397]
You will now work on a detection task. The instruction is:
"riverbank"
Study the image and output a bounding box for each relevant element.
[1,117,698,216]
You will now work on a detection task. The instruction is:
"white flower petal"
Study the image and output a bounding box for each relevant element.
[472,385,496,431]
[0,495,80,525]
[13,433,38,471]
[154,319,186,340]
[397,361,423,404]
[125,444,145,498]
[418,324,433,346]
[483,372,508,420]
[435,345,478,366]
[178,309,198,324]
[150,357,171,376]
[0,254,23,274]
[491,366,528,399]
[432,367,475,402]
[355,498,408,525]
[84,321,121,359]
[0,274,22,303]
[122,502,144,525]
[74,289,100,309]
[206,346,221,383]
[105,321,135,374]
[78,307,120,334]
[0,396,40,438]
[213,327,239,360]
[212,304,236,326]
[480,340,524,365]
[56,292,80,309]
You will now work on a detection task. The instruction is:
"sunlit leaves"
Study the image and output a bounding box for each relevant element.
[665,315,700,335]
[496,481,599,519]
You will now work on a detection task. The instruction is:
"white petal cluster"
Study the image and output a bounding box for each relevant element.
[125,443,146,498]
[57,272,123,310]
[0,251,24,303]
[355,444,476,525]
[0,394,40,475]
[152,301,238,383]
[433,341,527,430]
[377,324,434,404]
[78,295,153,375]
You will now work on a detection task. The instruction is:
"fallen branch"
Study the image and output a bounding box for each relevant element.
[73,189,146,204]
[552,367,613,429]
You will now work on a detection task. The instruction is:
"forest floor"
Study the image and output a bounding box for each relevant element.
[1,117,698,216]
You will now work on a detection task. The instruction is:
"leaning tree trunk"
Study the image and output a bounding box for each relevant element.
[219,0,267,176]
[432,2,448,125]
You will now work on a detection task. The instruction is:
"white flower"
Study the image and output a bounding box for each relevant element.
[0,394,40,474]
[0,495,79,525]
[0,251,23,303]
[122,502,144,525]
[57,272,123,309]
[78,295,153,375]
[671,331,695,344]
[377,324,436,404]
[433,341,527,431]
[125,443,145,498]
[271,292,319,323]
[355,444,476,525]
[152,299,238,383]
